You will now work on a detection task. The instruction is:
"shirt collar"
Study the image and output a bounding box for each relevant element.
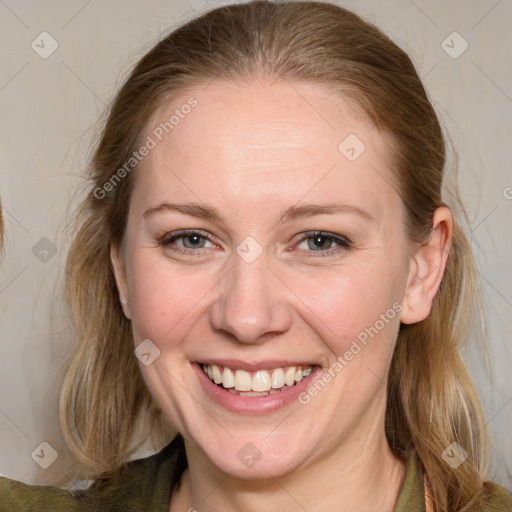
[394,454,426,512]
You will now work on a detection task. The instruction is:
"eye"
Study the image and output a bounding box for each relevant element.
[158,229,351,258]
[159,230,217,253]
[296,231,351,255]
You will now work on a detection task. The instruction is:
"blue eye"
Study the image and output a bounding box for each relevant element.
[297,231,351,255]
[159,230,351,257]
[160,230,215,252]
[178,233,207,249]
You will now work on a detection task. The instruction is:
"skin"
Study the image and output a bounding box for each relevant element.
[111,78,452,512]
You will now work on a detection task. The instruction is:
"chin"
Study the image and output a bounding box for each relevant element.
[179,408,328,481]
[197,433,312,480]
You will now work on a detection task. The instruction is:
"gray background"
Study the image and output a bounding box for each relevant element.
[0,0,511,488]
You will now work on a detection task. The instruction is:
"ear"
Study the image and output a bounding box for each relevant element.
[400,206,453,325]
[111,243,132,319]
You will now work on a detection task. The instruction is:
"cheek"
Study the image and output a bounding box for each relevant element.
[126,252,218,343]
[289,263,402,357]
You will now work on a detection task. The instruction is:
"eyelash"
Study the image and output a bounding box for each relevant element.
[158,229,352,258]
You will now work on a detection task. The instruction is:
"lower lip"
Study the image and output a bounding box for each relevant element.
[193,363,320,414]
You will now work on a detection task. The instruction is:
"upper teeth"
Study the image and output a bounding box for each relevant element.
[203,364,313,392]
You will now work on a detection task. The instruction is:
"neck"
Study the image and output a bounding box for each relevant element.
[173,422,406,512]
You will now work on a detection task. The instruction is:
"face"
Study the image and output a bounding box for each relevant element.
[112,79,417,479]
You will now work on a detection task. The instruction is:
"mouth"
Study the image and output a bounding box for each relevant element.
[200,362,314,397]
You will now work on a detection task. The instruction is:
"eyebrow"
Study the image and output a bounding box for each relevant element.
[143,201,375,224]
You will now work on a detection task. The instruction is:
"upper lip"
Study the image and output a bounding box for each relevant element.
[196,359,317,371]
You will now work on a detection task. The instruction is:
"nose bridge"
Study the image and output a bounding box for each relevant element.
[210,248,291,343]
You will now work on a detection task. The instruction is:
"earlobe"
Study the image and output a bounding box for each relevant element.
[110,244,132,320]
[400,206,453,325]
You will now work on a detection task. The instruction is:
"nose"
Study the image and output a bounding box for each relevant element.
[209,250,292,344]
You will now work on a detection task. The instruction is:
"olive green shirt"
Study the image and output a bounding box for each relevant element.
[1,435,511,511]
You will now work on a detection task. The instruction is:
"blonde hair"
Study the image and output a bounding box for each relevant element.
[60,2,492,509]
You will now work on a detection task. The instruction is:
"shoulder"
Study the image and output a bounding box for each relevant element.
[0,476,80,511]
[483,480,512,511]
[394,454,512,512]
[81,434,187,510]
[0,435,187,512]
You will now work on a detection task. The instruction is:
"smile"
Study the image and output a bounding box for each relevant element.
[200,363,313,397]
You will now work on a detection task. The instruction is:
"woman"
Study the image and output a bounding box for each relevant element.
[1,1,510,510]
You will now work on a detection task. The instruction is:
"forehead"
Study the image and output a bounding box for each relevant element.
[131,79,400,221]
